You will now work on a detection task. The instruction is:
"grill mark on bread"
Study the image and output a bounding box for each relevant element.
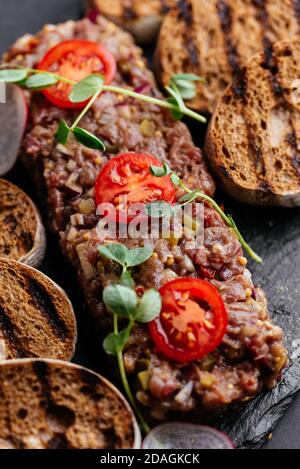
[79,368,102,386]
[217,0,242,76]
[178,0,200,66]
[286,130,300,176]
[3,214,18,231]
[0,304,27,358]
[262,38,284,97]
[293,0,300,24]
[32,360,54,409]
[79,369,105,401]
[0,204,17,213]
[232,67,248,102]
[21,232,34,251]
[252,0,285,97]
[252,0,286,188]
[161,0,171,14]
[123,7,138,20]
[32,361,75,449]
[122,0,137,20]
[27,278,69,340]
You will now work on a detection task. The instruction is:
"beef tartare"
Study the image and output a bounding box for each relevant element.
[3,16,287,420]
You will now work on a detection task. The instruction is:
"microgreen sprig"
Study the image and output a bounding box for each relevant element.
[0,66,206,150]
[166,73,206,120]
[98,243,161,433]
[148,164,263,264]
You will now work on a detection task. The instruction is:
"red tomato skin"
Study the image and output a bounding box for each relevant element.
[37,40,116,109]
[149,278,228,363]
[94,152,175,222]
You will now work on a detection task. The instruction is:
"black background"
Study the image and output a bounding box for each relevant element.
[0,0,300,450]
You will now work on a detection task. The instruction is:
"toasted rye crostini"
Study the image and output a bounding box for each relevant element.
[0,259,77,361]
[0,359,141,449]
[0,179,46,267]
[205,36,300,207]
[156,0,300,114]
[85,0,175,44]
[3,17,287,421]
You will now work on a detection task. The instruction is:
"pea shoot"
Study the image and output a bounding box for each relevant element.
[98,243,161,434]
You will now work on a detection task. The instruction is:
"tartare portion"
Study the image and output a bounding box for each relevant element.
[4,16,287,420]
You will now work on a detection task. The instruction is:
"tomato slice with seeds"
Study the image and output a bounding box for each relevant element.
[149,278,228,363]
[37,40,116,109]
[95,152,175,222]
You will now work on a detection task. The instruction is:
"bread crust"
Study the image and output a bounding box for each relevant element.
[205,36,300,206]
[0,359,141,449]
[0,259,77,361]
[156,0,300,114]
[0,179,46,267]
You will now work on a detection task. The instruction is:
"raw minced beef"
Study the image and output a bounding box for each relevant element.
[3,16,287,420]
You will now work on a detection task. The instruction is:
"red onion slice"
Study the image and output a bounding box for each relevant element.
[86,9,99,24]
[142,423,235,449]
[0,84,27,176]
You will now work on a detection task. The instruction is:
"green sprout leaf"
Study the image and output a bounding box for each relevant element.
[126,246,153,268]
[166,97,183,120]
[103,327,131,356]
[69,74,104,103]
[26,73,58,89]
[163,163,172,175]
[150,165,167,177]
[103,332,119,356]
[103,284,138,318]
[172,73,206,82]
[98,243,128,267]
[135,289,162,323]
[0,69,28,82]
[176,86,197,101]
[72,127,105,150]
[170,74,206,100]
[150,163,172,177]
[171,173,180,186]
[99,243,153,268]
[166,85,185,112]
[55,120,70,145]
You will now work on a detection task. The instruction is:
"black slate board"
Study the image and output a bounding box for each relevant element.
[1,0,300,450]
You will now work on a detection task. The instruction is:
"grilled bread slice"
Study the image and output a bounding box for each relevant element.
[0,359,140,449]
[156,0,300,114]
[0,259,77,361]
[205,36,300,206]
[0,179,46,267]
[85,0,175,44]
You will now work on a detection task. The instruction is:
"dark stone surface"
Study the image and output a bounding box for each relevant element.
[1,0,300,449]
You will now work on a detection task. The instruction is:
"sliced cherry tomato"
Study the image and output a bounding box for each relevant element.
[95,152,176,222]
[37,40,116,109]
[149,278,228,363]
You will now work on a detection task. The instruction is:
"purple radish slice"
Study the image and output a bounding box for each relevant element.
[0,84,27,176]
[142,423,235,450]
